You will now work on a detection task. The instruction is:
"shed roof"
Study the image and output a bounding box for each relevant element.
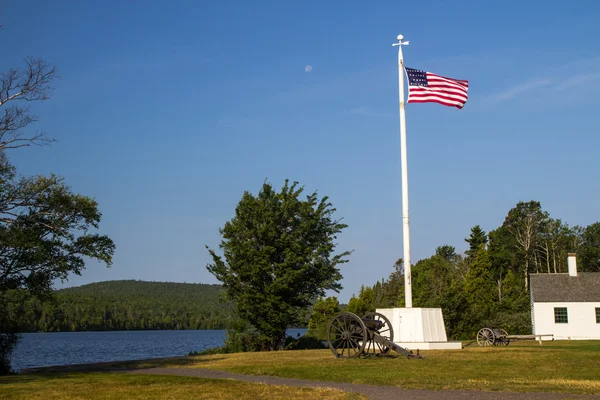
[530,273,600,302]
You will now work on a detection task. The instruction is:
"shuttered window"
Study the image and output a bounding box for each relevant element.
[596,308,600,324]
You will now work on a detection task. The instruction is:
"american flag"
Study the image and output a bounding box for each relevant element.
[405,67,469,109]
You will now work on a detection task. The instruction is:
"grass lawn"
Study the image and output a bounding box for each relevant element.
[0,373,364,400]
[4,341,599,397]
[130,340,600,394]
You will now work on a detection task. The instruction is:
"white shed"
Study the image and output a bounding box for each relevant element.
[530,254,600,340]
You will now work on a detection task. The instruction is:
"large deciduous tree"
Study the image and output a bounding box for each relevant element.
[0,158,115,296]
[502,201,549,289]
[345,285,376,316]
[412,246,458,308]
[307,296,340,340]
[1,58,57,151]
[0,55,115,374]
[580,222,600,272]
[206,180,350,350]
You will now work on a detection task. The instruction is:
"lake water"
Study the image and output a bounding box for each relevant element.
[10,329,307,372]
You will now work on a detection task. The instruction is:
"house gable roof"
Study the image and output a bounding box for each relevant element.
[530,273,600,302]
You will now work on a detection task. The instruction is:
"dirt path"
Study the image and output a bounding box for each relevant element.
[128,367,600,400]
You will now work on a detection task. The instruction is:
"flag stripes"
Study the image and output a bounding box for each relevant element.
[405,68,469,109]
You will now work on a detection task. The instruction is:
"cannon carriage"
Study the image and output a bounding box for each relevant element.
[476,328,510,346]
[326,311,423,358]
[476,327,554,346]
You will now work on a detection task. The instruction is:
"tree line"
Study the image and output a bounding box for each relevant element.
[309,201,600,341]
[2,280,237,332]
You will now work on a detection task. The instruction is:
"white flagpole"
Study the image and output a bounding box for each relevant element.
[393,34,412,308]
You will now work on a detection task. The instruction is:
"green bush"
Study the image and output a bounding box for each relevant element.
[284,334,327,350]
[223,328,271,352]
[190,331,326,356]
[190,327,271,355]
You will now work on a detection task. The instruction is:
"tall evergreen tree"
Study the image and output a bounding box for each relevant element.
[465,225,487,259]
[463,246,496,332]
[436,245,457,261]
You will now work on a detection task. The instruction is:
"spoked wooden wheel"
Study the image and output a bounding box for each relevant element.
[496,329,510,346]
[327,312,367,358]
[362,312,394,355]
[476,328,495,347]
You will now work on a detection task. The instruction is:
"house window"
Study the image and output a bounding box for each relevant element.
[554,307,568,323]
[596,308,600,324]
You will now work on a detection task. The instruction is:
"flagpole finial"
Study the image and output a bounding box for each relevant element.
[393,34,409,47]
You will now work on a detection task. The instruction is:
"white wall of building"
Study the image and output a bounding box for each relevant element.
[532,302,600,340]
[374,308,462,350]
[376,308,448,342]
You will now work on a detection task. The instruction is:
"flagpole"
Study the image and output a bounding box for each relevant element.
[393,34,412,308]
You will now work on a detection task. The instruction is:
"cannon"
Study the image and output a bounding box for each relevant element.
[476,328,554,346]
[476,328,510,346]
[326,311,423,358]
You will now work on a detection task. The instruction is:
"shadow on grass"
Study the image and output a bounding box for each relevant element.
[0,374,40,384]
[17,355,225,375]
[0,372,86,384]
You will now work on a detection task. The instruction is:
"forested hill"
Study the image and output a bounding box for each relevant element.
[58,280,224,299]
[9,280,237,332]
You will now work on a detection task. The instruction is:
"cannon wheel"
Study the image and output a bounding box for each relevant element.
[496,329,510,346]
[327,312,367,358]
[362,312,394,355]
[476,328,495,347]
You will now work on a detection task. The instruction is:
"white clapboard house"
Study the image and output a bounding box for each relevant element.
[530,253,600,340]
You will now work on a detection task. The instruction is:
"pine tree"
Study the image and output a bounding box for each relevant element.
[463,245,496,326]
[465,225,487,259]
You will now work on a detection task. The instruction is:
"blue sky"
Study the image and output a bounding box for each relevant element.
[2,0,600,303]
